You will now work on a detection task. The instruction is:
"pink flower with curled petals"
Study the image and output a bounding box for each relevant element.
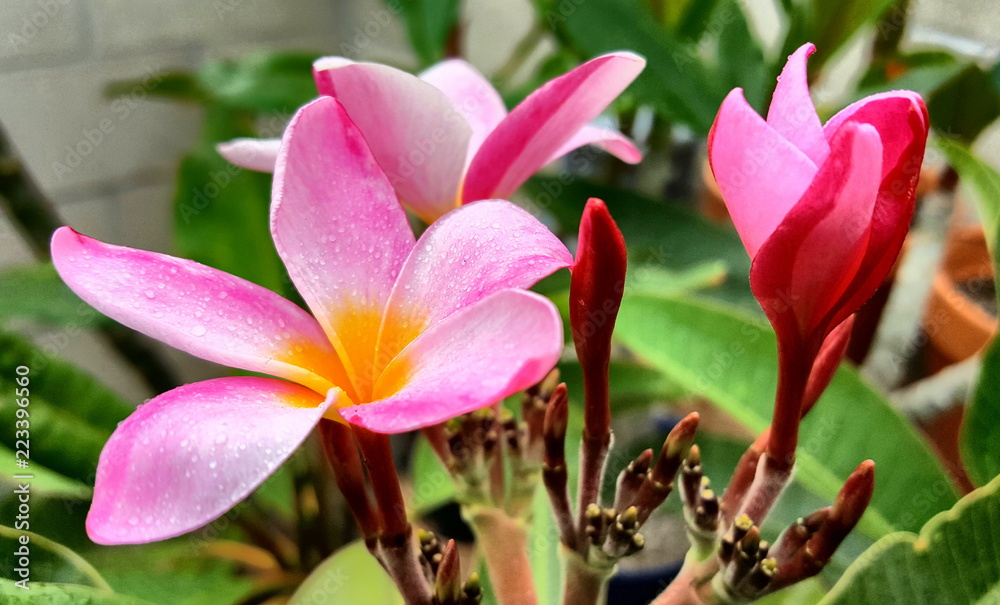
[52,97,572,545]
[218,52,646,223]
[708,43,928,464]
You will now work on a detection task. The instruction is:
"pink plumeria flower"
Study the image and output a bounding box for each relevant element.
[708,43,927,463]
[52,97,572,545]
[218,52,646,223]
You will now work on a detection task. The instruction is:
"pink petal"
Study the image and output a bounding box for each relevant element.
[463,52,646,203]
[87,378,337,544]
[766,43,830,165]
[215,138,281,173]
[272,97,416,401]
[346,290,563,432]
[374,199,572,373]
[547,124,642,165]
[312,57,472,222]
[708,88,818,258]
[823,91,927,182]
[419,58,508,162]
[51,227,344,396]
[751,122,883,351]
[819,93,928,331]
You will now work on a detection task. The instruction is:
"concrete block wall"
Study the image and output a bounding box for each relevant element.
[0,0,382,402]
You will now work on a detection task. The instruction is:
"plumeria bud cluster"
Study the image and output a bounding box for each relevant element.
[418,530,483,605]
[707,460,875,602]
[427,368,563,517]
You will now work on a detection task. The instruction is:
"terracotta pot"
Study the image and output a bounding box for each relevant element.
[924,225,997,372]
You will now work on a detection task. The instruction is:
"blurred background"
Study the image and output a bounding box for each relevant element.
[3,0,1000,603]
[1,0,999,401]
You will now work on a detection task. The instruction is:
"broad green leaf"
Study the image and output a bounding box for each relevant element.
[0,331,133,432]
[552,0,725,132]
[758,579,827,605]
[939,139,1000,486]
[395,0,462,67]
[614,295,958,536]
[528,488,563,605]
[197,52,318,113]
[778,0,895,74]
[965,341,1000,487]
[674,0,722,41]
[0,264,107,327]
[820,473,1000,604]
[854,52,964,102]
[937,138,1000,256]
[410,435,458,513]
[173,108,289,296]
[715,0,769,112]
[928,64,1000,144]
[0,445,90,499]
[0,331,133,484]
[86,542,254,605]
[0,581,152,604]
[290,540,404,605]
[559,359,687,413]
[0,525,109,589]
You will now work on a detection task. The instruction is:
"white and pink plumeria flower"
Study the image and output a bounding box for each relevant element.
[52,97,573,545]
[218,52,646,222]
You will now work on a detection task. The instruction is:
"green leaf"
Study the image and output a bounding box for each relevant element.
[173,122,289,296]
[674,0,723,41]
[528,488,563,605]
[965,340,1000,487]
[937,137,1000,258]
[0,445,90,499]
[0,331,133,484]
[820,473,1000,604]
[0,526,110,589]
[522,176,754,309]
[0,264,107,327]
[614,295,958,536]
[86,542,254,605]
[810,0,896,65]
[758,579,827,605]
[290,540,404,605]
[396,0,462,67]
[854,52,964,101]
[0,581,153,604]
[559,359,687,413]
[196,52,319,113]
[928,64,1000,144]
[410,435,458,513]
[551,0,725,132]
[938,138,1000,486]
[0,331,133,433]
[715,0,769,112]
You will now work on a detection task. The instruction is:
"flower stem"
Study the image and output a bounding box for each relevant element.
[765,341,812,470]
[650,557,721,605]
[560,547,614,605]
[467,506,538,605]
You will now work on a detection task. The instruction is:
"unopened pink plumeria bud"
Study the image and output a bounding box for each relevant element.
[570,198,628,442]
[709,42,928,467]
